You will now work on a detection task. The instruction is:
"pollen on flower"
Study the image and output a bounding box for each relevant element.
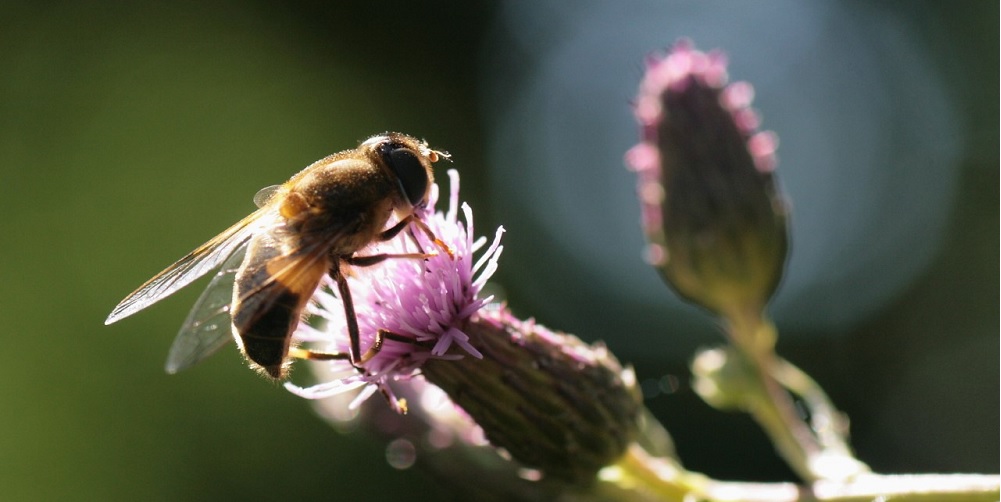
[284,169,505,410]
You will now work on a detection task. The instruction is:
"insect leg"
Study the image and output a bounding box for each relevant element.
[410,217,454,259]
[329,260,363,366]
[378,215,431,256]
[289,342,411,414]
[329,254,434,367]
[345,252,435,268]
[406,226,428,255]
[288,346,350,361]
[323,230,448,369]
[377,216,414,242]
[289,330,429,363]
[380,214,453,259]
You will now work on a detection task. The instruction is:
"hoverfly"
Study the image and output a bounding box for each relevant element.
[105,132,452,379]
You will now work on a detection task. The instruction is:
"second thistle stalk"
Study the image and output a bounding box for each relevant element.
[627,41,866,482]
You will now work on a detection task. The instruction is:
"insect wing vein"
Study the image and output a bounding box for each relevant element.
[164,243,248,374]
[105,208,275,324]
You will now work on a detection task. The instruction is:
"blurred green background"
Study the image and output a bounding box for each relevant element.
[0,1,995,501]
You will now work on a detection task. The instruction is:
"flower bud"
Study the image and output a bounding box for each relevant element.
[421,306,642,484]
[626,40,788,324]
[690,346,760,411]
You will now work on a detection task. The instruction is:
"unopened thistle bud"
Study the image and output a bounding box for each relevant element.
[421,307,642,484]
[626,40,789,328]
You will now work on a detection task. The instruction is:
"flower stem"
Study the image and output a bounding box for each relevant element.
[725,314,818,481]
[603,445,999,502]
[723,313,868,482]
[771,357,859,465]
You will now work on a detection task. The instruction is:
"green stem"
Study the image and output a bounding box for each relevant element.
[603,445,1000,502]
[725,315,825,481]
[771,357,858,461]
[720,311,868,482]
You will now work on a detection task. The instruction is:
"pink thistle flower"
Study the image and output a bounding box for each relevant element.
[286,169,640,483]
[285,169,504,412]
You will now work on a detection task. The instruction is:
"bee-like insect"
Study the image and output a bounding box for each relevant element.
[105,132,452,379]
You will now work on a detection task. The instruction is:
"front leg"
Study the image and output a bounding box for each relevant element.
[411,217,455,259]
[379,214,455,259]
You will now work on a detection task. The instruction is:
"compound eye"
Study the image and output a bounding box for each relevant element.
[380,143,429,207]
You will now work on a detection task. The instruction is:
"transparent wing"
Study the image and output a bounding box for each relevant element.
[164,243,247,374]
[105,208,275,324]
[167,221,345,374]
